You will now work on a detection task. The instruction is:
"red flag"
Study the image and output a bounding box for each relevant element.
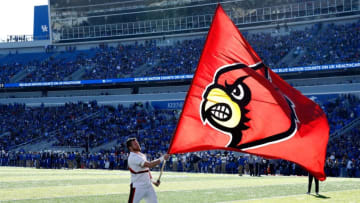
[168,5,329,181]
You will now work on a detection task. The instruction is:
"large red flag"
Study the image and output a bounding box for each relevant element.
[168,5,329,180]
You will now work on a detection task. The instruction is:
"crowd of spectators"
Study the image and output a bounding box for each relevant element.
[82,41,158,80]
[0,20,359,84]
[144,39,203,76]
[321,94,360,134]
[296,22,360,67]
[0,101,178,152]
[0,150,129,170]
[0,149,359,178]
[0,94,359,178]
[322,94,360,177]
[21,52,93,82]
[0,63,26,84]
[0,102,97,150]
[52,102,178,152]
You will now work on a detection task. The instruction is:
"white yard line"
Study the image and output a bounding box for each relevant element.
[217,194,304,203]
[0,192,128,202]
[216,188,360,203]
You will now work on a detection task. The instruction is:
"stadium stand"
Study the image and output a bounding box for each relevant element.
[21,50,97,83]
[295,22,360,67]
[82,41,158,80]
[0,0,359,190]
[0,94,359,177]
[0,20,359,84]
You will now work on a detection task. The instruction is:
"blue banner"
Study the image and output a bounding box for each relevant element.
[151,100,184,109]
[33,5,49,40]
[151,94,342,109]
[2,62,359,88]
[272,62,360,73]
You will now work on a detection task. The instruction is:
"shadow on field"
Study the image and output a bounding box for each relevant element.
[313,194,330,199]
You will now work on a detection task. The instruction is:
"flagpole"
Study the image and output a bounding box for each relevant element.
[157,160,166,183]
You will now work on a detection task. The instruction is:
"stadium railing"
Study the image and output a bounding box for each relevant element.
[52,0,360,42]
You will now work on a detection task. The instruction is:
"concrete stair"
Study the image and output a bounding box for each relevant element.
[126,60,160,78]
[9,66,36,83]
[331,117,360,140]
[64,65,91,81]
[9,111,101,152]
[90,139,119,153]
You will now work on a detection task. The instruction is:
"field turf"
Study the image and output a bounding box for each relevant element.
[0,167,359,202]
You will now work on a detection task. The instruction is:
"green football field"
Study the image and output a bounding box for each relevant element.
[0,167,360,203]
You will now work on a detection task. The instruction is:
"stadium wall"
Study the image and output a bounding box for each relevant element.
[0,40,50,54]
[1,14,359,55]
[1,75,359,99]
[0,83,359,107]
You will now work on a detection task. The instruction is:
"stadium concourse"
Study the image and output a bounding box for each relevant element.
[0,20,359,83]
[0,94,359,178]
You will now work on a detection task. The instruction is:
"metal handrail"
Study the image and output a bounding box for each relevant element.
[330,117,360,140]
[52,0,360,42]
[8,111,101,150]
[0,35,49,44]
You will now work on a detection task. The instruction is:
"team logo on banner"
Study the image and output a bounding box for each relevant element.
[201,63,298,150]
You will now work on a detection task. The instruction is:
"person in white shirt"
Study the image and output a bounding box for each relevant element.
[126,138,170,203]
[347,159,354,177]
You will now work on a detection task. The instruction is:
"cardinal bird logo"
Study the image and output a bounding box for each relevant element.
[201,63,298,150]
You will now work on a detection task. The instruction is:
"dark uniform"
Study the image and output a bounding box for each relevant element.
[307,173,319,194]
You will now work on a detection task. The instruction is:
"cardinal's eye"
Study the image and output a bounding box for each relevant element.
[231,84,244,100]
